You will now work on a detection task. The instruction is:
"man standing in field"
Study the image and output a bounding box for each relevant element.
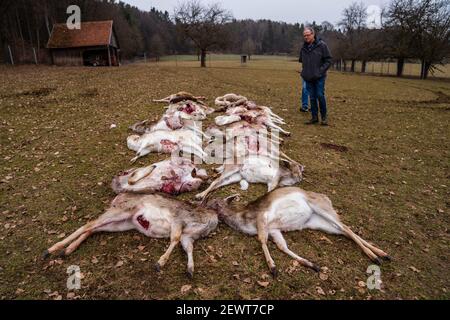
[299,27,332,125]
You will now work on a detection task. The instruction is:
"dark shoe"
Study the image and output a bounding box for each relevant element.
[321,118,328,126]
[305,117,319,125]
[300,108,308,112]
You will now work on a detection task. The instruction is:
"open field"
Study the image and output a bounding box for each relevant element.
[158,55,450,78]
[0,57,449,300]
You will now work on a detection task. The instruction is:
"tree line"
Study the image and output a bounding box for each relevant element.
[1,0,448,79]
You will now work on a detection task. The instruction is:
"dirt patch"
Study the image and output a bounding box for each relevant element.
[320,143,349,152]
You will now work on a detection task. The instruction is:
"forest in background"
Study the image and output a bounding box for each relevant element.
[0,0,448,79]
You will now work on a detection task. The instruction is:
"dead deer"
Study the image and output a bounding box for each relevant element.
[111,158,208,195]
[215,111,290,136]
[127,129,206,163]
[165,100,215,115]
[225,104,285,125]
[43,193,218,278]
[205,122,284,145]
[196,155,304,200]
[154,91,206,104]
[215,93,248,108]
[204,129,282,162]
[130,102,208,134]
[205,187,391,276]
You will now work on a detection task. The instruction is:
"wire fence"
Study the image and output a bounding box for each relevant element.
[331,60,450,79]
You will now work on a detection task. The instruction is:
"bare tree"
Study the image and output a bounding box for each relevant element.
[242,37,255,59]
[385,0,450,79]
[174,0,233,67]
[149,33,165,61]
[338,2,368,72]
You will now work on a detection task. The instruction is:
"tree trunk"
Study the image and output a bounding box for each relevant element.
[396,58,404,77]
[200,49,206,68]
[351,59,356,72]
[420,60,431,80]
[44,7,51,37]
[361,60,367,73]
[343,60,347,72]
[15,9,25,60]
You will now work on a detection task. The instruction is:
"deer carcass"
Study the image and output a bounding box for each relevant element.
[215,93,248,108]
[130,101,208,134]
[43,193,218,277]
[215,110,290,136]
[112,158,208,195]
[196,155,304,200]
[154,91,206,104]
[205,121,284,144]
[227,101,285,124]
[127,129,206,163]
[206,187,391,276]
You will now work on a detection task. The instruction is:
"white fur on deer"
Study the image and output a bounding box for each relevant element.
[196,155,304,200]
[214,111,290,136]
[206,187,391,276]
[154,91,206,104]
[111,158,208,195]
[43,193,218,278]
[127,129,205,163]
[215,93,248,107]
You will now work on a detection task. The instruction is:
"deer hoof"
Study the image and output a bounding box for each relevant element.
[57,250,66,258]
[42,249,50,260]
[373,257,382,265]
[186,269,194,279]
[154,262,161,273]
[382,255,392,262]
[270,267,278,278]
[311,264,321,273]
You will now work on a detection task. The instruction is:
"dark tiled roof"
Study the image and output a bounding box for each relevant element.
[47,20,114,48]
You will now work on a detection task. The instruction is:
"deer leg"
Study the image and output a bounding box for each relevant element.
[45,222,95,257]
[44,209,134,258]
[270,229,320,272]
[337,225,380,264]
[257,223,277,277]
[195,167,240,200]
[353,234,391,260]
[64,230,93,256]
[64,218,136,256]
[267,175,281,192]
[266,122,290,136]
[181,235,195,278]
[155,222,183,271]
[153,97,170,103]
[342,225,391,262]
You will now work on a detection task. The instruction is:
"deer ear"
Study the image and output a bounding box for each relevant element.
[191,168,197,178]
[225,194,241,204]
[129,165,156,185]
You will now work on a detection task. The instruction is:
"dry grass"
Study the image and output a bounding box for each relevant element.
[0,57,449,300]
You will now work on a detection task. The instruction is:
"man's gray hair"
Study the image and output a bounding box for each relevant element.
[304,26,315,34]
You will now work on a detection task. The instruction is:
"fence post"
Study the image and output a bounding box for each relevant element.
[8,45,14,65]
[32,47,38,64]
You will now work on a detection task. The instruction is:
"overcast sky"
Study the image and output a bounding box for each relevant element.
[123,0,387,26]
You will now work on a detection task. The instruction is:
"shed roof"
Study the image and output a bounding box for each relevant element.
[47,20,116,49]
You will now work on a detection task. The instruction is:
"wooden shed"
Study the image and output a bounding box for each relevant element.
[47,20,120,66]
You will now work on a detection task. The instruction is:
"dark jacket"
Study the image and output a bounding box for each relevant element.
[299,38,332,81]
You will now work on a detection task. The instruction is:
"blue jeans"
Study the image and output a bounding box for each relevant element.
[305,76,327,119]
[301,80,309,110]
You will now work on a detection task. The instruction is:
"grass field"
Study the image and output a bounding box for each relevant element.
[0,56,449,300]
[157,54,450,78]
